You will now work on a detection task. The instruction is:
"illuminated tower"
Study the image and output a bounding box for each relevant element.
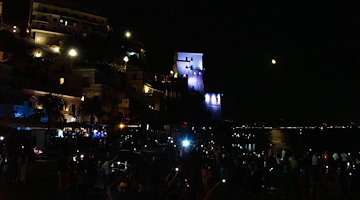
[173,51,222,120]
[173,52,204,94]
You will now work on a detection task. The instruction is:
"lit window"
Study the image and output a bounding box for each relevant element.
[59,77,65,85]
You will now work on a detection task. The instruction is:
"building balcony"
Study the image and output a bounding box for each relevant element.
[32,19,49,24]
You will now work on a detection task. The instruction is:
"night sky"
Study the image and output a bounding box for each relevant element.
[3,0,360,123]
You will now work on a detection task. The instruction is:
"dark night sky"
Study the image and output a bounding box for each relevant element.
[3,0,360,123]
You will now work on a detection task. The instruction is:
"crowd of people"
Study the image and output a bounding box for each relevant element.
[0,130,34,185]
[90,138,360,200]
[1,127,360,200]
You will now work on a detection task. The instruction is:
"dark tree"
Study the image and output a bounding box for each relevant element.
[79,96,102,124]
[38,94,67,130]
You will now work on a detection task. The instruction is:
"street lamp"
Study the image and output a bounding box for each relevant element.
[271,59,276,65]
[68,49,78,57]
[123,56,129,63]
[125,31,131,38]
[68,49,78,70]
[34,51,42,58]
[119,123,126,129]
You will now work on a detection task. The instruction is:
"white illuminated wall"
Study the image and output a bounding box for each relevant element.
[174,52,222,120]
[175,52,204,93]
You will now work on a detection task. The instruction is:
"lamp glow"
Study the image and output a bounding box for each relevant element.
[182,140,190,147]
[125,31,131,38]
[35,51,42,58]
[52,45,60,53]
[123,56,129,63]
[271,59,276,64]
[68,49,77,57]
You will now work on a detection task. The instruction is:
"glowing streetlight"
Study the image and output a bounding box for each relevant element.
[271,59,276,65]
[123,56,129,63]
[170,70,174,75]
[35,51,42,58]
[68,49,78,57]
[51,45,60,53]
[125,31,131,38]
[119,123,126,129]
[182,139,190,147]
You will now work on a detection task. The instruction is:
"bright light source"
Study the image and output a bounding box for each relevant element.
[0,136,4,141]
[170,70,174,75]
[125,31,131,38]
[182,139,190,147]
[59,77,65,85]
[144,85,150,93]
[13,26,17,29]
[68,49,77,57]
[35,51,42,58]
[211,94,217,105]
[13,29,16,33]
[222,179,226,183]
[123,56,129,63]
[51,45,60,53]
[271,59,276,64]
[119,123,125,129]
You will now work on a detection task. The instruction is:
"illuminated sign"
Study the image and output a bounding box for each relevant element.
[205,93,221,106]
[204,93,222,120]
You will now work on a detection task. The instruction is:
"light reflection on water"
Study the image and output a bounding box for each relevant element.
[268,129,288,153]
[252,128,360,154]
